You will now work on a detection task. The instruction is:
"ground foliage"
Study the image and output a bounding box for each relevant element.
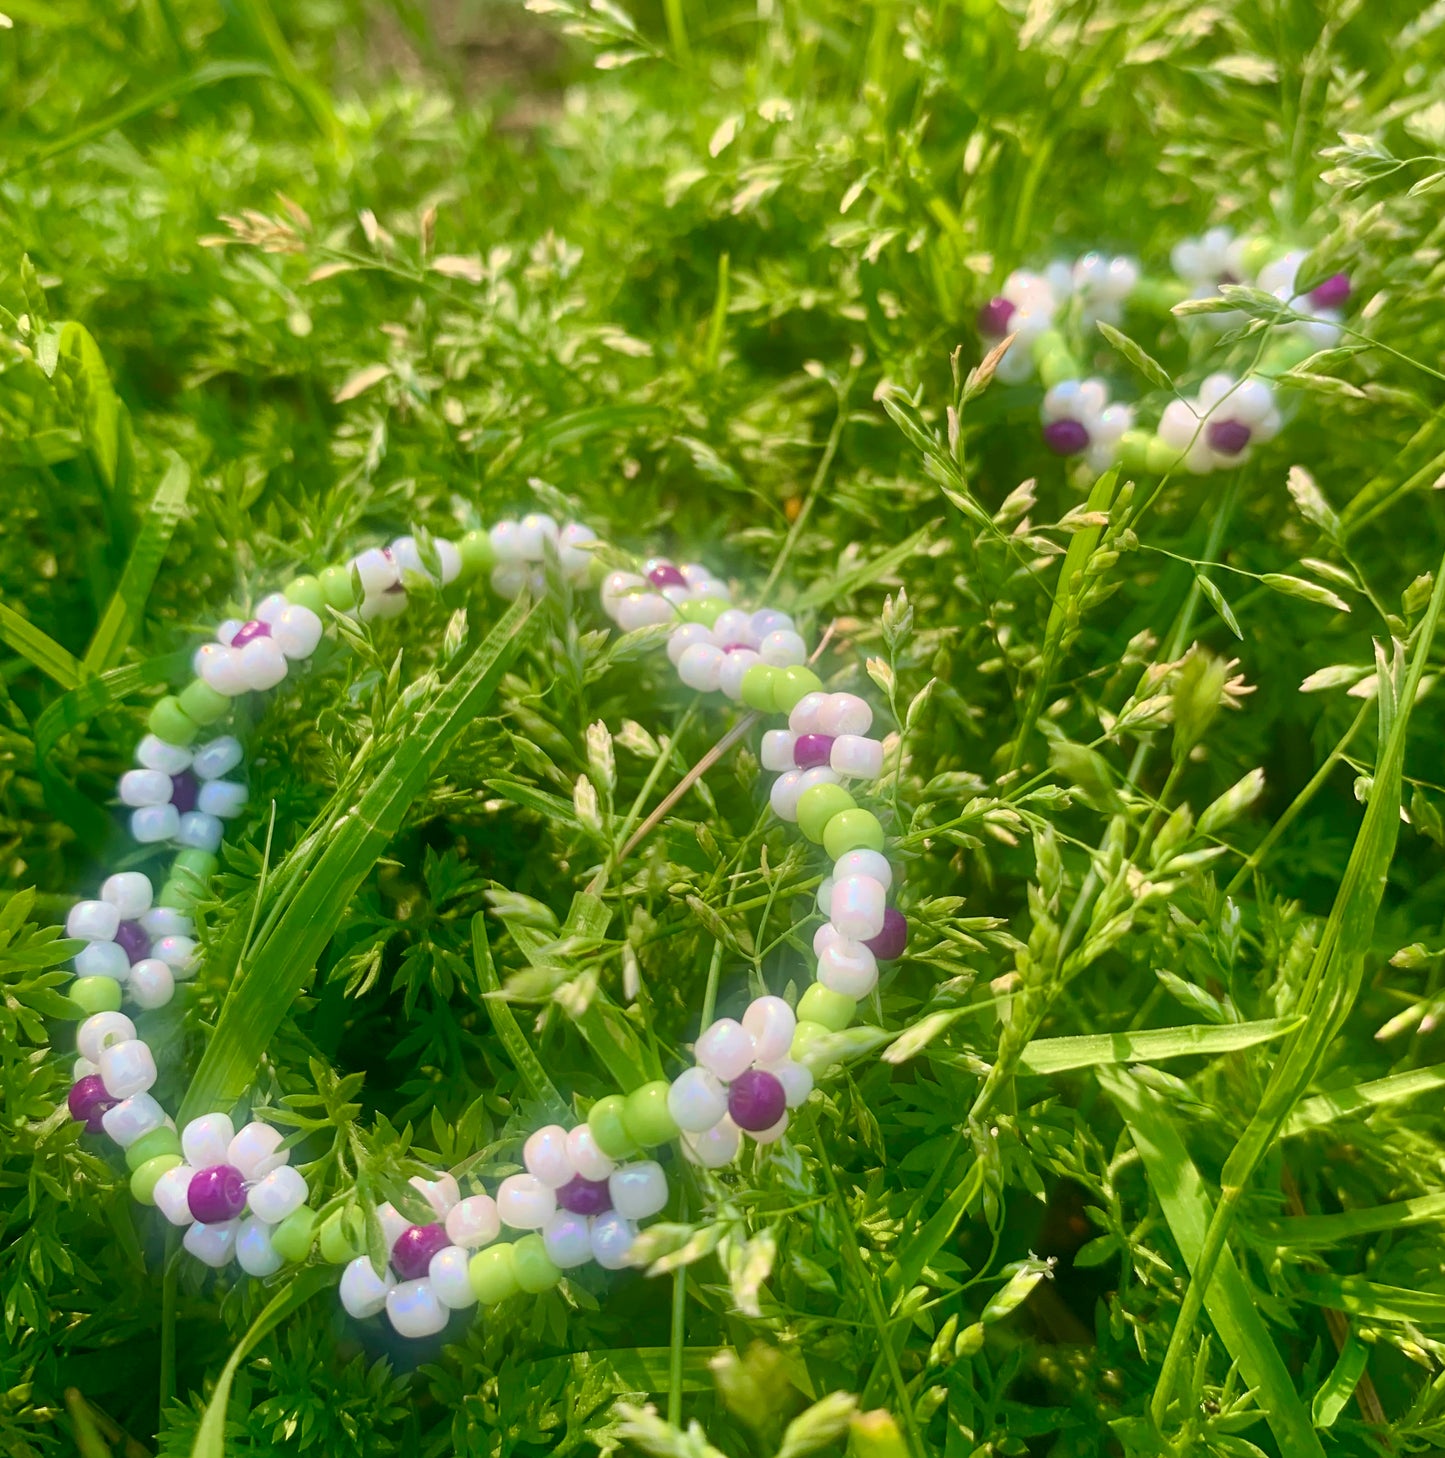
[3,0,1445,1454]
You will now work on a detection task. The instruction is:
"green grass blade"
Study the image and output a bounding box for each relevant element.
[1282,1062,1445,1136]
[0,601,82,688]
[179,597,534,1121]
[1016,1016,1299,1076]
[1295,1273,1445,1326]
[1263,1191,1445,1247]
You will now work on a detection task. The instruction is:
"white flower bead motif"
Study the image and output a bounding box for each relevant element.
[978,267,1066,383]
[1041,379,1135,474]
[1170,226,1255,327]
[1157,374,1282,475]
[1257,249,1350,347]
[1071,252,1138,328]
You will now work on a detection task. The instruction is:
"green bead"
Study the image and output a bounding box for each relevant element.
[147,696,199,746]
[459,529,495,580]
[271,1205,319,1264]
[1118,429,1154,473]
[177,679,229,727]
[796,783,856,843]
[511,1234,562,1293]
[588,1095,637,1160]
[319,565,357,611]
[318,1207,366,1264]
[773,665,822,713]
[1240,236,1275,272]
[284,575,326,615]
[623,1080,680,1147]
[173,848,218,883]
[70,977,122,1015]
[740,663,780,713]
[469,1243,520,1304]
[1038,348,1081,390]
[823,808,885,860]
[125,1125,183,1171]
[798,984,856,1032]
[790,1020,834,1065]
[130,1154,183,1206]
[158,877,198,912]
[1145,436,1183,474]
[677,596,727,627]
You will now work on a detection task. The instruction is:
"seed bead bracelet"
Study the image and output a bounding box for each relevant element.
[58,517,906,1341]
[977,230,1353,479]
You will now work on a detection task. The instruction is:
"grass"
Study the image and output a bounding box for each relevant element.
[4,1,1445,1455]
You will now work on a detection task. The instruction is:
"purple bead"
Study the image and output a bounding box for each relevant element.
[68,1075,118,1133]
[556,1174,613,1216]
[865,907,908,962]
[1205,418,1252,456]
[1309,272,1351,310]
[793,733,835,770]
[187,1164,247,1224]
[720,643,753,654]
[1042,419,1090,456]
[114,919,150,965]
[728,1068,787,1133]
[169,768,199,815]
[977,296,1016,337]
[647,564,688,590]
[230,619,271,649]
[390,1222,450,1280]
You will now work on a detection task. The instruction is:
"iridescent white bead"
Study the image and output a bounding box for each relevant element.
[228,1122,287,1181]
[185,1218,240,1268]
[751,609,794,638]
[247,1166,308,1223]
[667,1067,728,1133]
[660,583,692,607]
[67,900,120,942]
[788,692,829,734]
[136,734,193,774]
[816,877,834,917]
[819,693,872,736]
[411,1172,460,1217]
[542,1209,594,1268]
[140,907,192,939]
[99,1039,157,1098]
[216,619,244,647]
[831,874,887,941]
[255,592,290,625]
[101,872,153,919]
[197,781,247,819]
[765,1058,814,1108]
[272,604,323,659]
[834,849,892,891]
[490,562,529,599]
[128,958,174,1009]
[769,770,804,822]
[75,940,130,981]
[353,547,402,596]
[376,1203,410,1250]
[192,736,243,780]
[388,536,429,579]
[759,629,807,667]
[557,522,597,577]
[183,1113,235,1168]
[718,648,761,701]
[118,769,172,807]
[797,766,841,796]
[711,609,757,648]
[742,996,795,1064]
[667,622,713,666]
[677,643,725,692]
[154,1165,197,1226]
[195,643,249,697]
[489,520,526,563]
[176,812,223,853]
[695,1018,756,1082]
[77,1011,135,1063]
[445,1194,501,1249]
[153,935,197,975]
[751,1113,789,1144]
[239,638,288,692]
[590,1211,637,1269]
[600,570,646,619]
[760,730,796,772]
[130,805,180,844]
[434,539,462,585]
[616,593,673,632]
[679,563,712,588]
[815,926,879,996]
[73,1056,98,1080]
[831,734,884,779]
[236,1216,285,1277]
[496,1173,555,1230]
[684,1117,740,1169]
[608,1161,668,1220]
[340,1255,394,1318]
[429,1246,477,1308]
[565,1125,615,1183]
[100,1092,166,1147]
[518,513,559,558]
[523,1125,576,1188]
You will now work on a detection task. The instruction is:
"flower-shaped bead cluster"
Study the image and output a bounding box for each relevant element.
[1257,250,1349,347]
[119,734,247,851]
[764,691,882,814]
[1171,226,1253,317]
[599,558,734,637]
[1158,374,1282,475]
[488,514,597,599]
[1040,379,1135,473]
[194,593,324,696]
[65,872,196,1011]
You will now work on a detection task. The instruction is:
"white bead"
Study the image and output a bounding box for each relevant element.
[388,535,427,578]
[272,604,323,659]
[608,1161,668,1220]
[340,1255,394,1318]
[831,874,887,941]
[523,1126,576,1188]
[131,805,180,844]
[816,928,879,996]
[136,735,192,774]
[831,734,884,779]
[679,563,712,588]
[718,648,760,701]
[600,569,646,618]
[183,1113,235,1169]
[377,1203,410,1250]
[75,940,130,981]
[216,619,244,647]
[764,1058,814,1108]
[176,812,223,853]
[140,907,192,939]
[750,1112,790,1145]
[388,1277,449,1337]
[228,1122,287,1181]
[118,769,172,808]
[677,643,724,692]
[429,1246,477,1308]
[99,1039,156,1098]
[73,1056,98,1080]
[239,638,288,692]
[486,520,523,564]
[197,781,247,819]
[490,562,529,599]
[192,736,243,780]
[254,592,290,625]
[101,872,153,919]
[819,693,872,736]
[769,770,804,822]
[77,1012,135,1063]
[760,730,796,772]
[236,1216,285,1277]
[834,849,892,891]
[411,1172,460,1217]
[816,877,834,917]
[67,900,119,942]
[352,547,401,595]
[445,1194,501,1249]
[557,522,597,577]
[434,538,462,585]
[518,513,559,558]
[194,643,249,697]
[590,1211,637,1269]
[128,958,175,1009]
[694,1019,756,1082]
[153,935,198,975]
[667,622,713,666]
[788,692,828,734]
[711,609,757,648]
[616,593,673,631]
[751,609,794,638]
[742,996,796,1064]
[359,582,409,620]
[688,579,730,602]
[496,1173,555,1230]
[565,1125,615,1183]
[542,1209,594,1268]
[184,1218,239,1269]
[797,765,840,795]
[247,1165,308,1223]
[684,1117,740,1169]
[101,1092,166,1147]
[154,1165,197,1226]
[759,629,807,667]
[666,1067,728,1133]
